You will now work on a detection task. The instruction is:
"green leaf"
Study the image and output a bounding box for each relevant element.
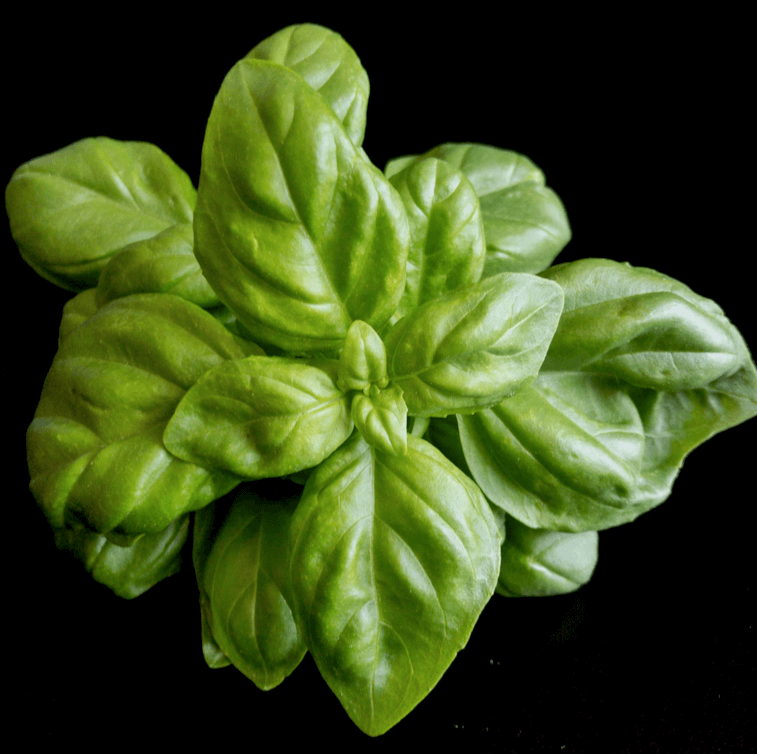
[351,383,408,455]
[289,434,501,736]
[387,143,570,274]
[164,356,353,479]
[192,505,231,669]
[28,294,256,540]
[194,59,408,354]
[384,272,564,417]
[496,514,598,597]
[96,223,221,309]
[245,23,369,146]
[337,320,388,393]
[540,259,745,390]
[388,157,485,320]
[460,361,757,532]
[58,289,99,344]
[54,514,190,599]
[194,483,306,689]
[6,137,196,291]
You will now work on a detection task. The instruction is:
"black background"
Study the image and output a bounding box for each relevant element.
[5,12,753,753]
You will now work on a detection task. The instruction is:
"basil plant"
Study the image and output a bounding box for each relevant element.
[9,23,756,737]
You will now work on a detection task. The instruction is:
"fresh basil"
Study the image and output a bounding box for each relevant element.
[96,223,221,309]
[53,514,190,599]
[289,433,502,735]
[164,355,352,478]
[28,294,259,542]
[387,142,571,275]
[11,22,756,740]
[384,272,564,416]
[459,260,757,531]
[193,58,408,354]
[6,137,196,291]
[194,483,306,689]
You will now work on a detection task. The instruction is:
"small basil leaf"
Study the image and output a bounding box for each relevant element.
[388,157,485,320]
[96,223,221,309]
[496,514,598,597]
[164,356,353,479]
[337,320,387,393]
[387,143,570,274]
[6,137,196,291]
[28,294,252,540]
[58,289,99,344]
[245,23,369,147]
[541,259,744,390]
[351,383,408,455]
[290,434,501,736]
[195,484,306,689]
[54,514,190,599]
[384,272,564,417]
[194,59,408,354]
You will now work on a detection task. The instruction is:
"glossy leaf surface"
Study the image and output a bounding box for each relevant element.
[388,157,485,320]
[459,261,757,530]
[496,515,598,597]
[96,223,220,309]
[290,434,501,736]
[384,272,564,416]
[194,59,408,354]
[28,295,256,540]
[540,259,744,390]
[245,23,369,146]
[164,356,352,478]
[387,143,570,275]
[6,137,196,290]
[194,484,306,689]
[54,514,190,599]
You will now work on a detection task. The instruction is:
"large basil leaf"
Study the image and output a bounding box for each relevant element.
[53,514,189,599]
[194,484,306,689]
[27,294,261,542]
[96,223,221,309]
[386,143,570,275]
[194,59,408,355]
[458,261,757,531]
[164,356,352,478]
[540,259,745,390]
[388,157,486,321]
[58,289,99,344]
[383,272,564,417]
[496,514,598,597]
[6,137,196,291]
[289,434,501,736]
[245,23,369,147]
